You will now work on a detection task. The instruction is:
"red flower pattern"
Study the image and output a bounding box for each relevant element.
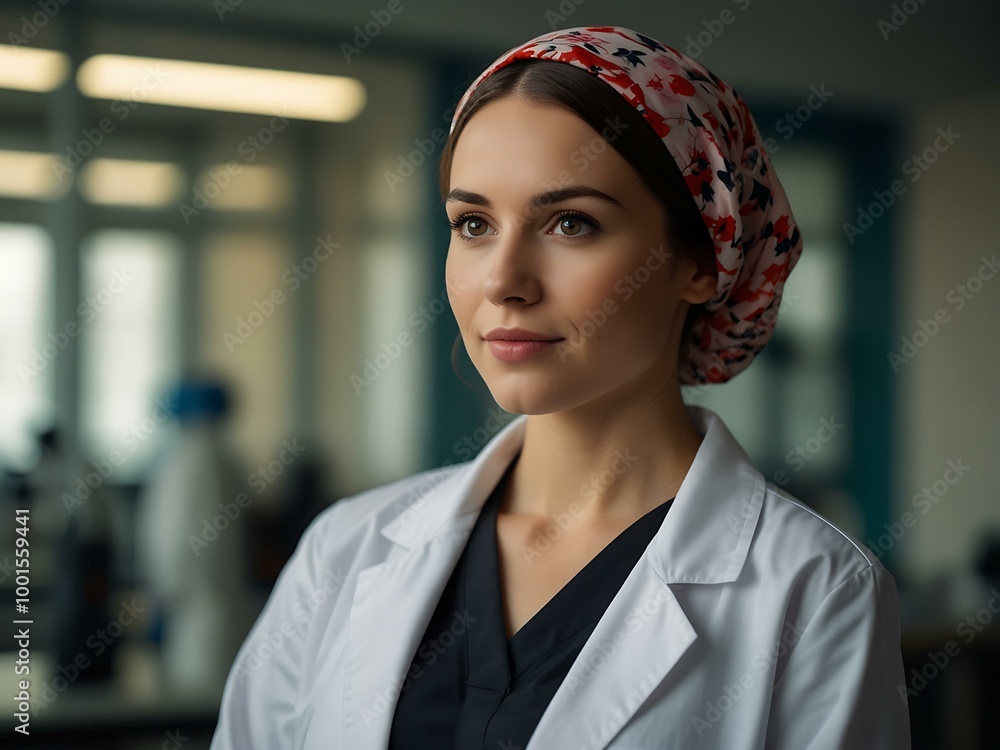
[450,26,804,384]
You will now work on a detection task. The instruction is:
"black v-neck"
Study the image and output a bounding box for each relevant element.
[388,450,675,750]
[465,453,674,685]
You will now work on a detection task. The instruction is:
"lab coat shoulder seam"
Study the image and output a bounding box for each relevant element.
[764,485,875,568]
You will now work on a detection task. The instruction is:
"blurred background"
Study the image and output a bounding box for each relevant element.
[0,0,997,747]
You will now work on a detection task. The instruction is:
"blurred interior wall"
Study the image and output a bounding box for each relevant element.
[897,92,1000,583]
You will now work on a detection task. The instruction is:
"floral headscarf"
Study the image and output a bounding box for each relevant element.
[449,26,804,385]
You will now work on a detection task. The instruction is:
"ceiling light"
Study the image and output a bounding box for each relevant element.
[196,164,292,211]
[77,54,366,123]
[79,158,185,207]
[0,44,70,92]
[0,151,69,200]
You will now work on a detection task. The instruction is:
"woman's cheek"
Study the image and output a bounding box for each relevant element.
[447,292,479,340]
[569,276,625,329]
[444,269,474,313]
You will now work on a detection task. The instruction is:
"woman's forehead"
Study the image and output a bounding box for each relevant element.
[450,99,636,197]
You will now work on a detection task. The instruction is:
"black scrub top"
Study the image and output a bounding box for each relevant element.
[387,452,675,750]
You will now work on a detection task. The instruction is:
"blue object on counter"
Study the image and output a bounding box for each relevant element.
[164,382,230,421]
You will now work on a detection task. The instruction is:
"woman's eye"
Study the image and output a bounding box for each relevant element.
[553,212,597,238]
[447,210,598,243]
[448,214,494,241]
[464,217,490,237]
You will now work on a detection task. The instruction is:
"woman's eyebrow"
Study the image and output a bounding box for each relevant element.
[446,185,625,211]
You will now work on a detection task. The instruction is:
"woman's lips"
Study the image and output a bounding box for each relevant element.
[487,339,563,362]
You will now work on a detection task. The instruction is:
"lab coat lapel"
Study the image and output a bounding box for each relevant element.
[342,405,764,750]
[524,562,698,750]
[340,520,475,750]
[526,405,766,750]
[341,412,526,750]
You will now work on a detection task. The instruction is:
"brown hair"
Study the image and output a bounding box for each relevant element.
[439,58,716,386]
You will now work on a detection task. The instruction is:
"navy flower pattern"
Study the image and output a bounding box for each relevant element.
[450,26,805,384]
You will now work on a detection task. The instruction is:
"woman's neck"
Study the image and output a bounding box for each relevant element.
[498,388,703,528]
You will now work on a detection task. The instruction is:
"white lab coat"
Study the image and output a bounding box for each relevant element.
[210,405,911,750]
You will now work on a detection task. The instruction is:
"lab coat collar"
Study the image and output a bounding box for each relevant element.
[345,404,766,750]
[380,404,765,585]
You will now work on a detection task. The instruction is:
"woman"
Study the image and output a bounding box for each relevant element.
[211,26,911,749]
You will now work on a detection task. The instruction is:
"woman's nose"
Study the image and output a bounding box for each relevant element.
[481,228,542,306]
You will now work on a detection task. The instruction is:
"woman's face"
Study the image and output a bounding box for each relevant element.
[445,96,713,415]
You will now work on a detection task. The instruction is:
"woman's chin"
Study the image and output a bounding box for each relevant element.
[485,383,574,417]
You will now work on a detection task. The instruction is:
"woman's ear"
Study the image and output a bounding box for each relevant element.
[682,262,717,305]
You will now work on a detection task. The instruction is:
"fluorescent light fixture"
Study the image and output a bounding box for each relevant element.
[0,44,70,92]
[197,164,292,211]
[0,150,69,200]
[77,54,366,123]
[79,158,185,207]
